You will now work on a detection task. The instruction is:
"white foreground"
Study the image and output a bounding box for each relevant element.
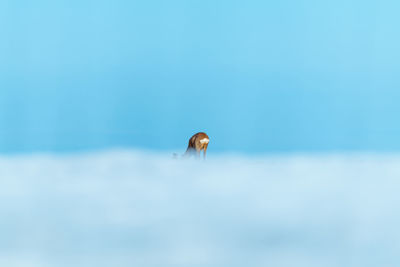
[1,151,400,267]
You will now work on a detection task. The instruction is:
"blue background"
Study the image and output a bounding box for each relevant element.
[1,0,399,154]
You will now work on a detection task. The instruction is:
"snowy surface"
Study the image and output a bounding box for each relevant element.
[1,150,400,267]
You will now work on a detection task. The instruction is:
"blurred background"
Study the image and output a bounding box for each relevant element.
[1,0,399,154]
[2,1,400,267]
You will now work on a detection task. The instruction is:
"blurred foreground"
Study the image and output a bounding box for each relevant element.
[1,151,400,267]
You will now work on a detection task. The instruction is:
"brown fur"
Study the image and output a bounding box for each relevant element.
[184,132,209,159]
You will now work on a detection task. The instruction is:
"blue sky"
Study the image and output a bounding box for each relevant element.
[1,0,400,153]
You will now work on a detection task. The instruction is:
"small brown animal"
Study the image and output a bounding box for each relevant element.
[184,132,210,159]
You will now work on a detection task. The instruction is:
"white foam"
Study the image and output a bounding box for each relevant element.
[0,150,399,267]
